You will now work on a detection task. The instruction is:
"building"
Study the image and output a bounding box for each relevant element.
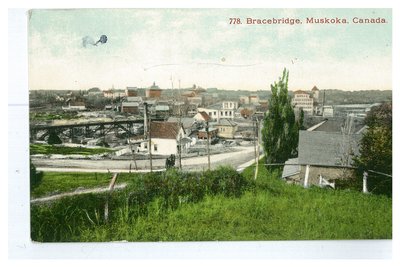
[249,95,259,104]
[193,111,211,122]
[145,121,187,156]
[167,117,197,136]
[62,100,86,111]
[213,119,238,139]
[197,101,238,121]
[292,90,314,115]
[145,82,162,98]
[126,96,143,103]
[154,105,170,117]
[103,89,126,99]
[125,87,138,97]
[282,130,362,187]
[121,102,139,114]
[197,127,218,140]
[311,86,320,101]
[322,106,334,117]
[333,103,381,118]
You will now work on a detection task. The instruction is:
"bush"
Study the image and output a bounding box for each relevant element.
[30,161,42,190]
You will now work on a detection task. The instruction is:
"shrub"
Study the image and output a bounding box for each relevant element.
[30,161,42,190]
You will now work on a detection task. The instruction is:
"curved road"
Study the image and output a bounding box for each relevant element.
[33,146,258,173]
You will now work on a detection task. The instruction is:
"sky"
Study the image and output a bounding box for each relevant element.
[28,8,392,91]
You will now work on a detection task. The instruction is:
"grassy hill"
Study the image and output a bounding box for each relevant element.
[31,165,392,242]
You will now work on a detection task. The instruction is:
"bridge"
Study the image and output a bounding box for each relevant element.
[29,118,162,142]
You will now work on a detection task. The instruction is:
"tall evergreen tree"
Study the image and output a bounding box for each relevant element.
[262,68,299,164]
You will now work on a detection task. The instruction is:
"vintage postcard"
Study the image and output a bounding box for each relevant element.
[27,8,392,246]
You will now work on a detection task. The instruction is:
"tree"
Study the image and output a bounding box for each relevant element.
[262,68,299,164]
[353,102,392,196]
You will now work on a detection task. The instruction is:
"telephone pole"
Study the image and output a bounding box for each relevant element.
[144,103,152,172]
[206,121,210,170]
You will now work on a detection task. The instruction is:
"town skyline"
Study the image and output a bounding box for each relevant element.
[29,9,392,91]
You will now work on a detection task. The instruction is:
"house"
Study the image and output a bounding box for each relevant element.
[142,121,188,156]
[193,111,211,122]
[121,102,139,114]
[154,105,170,117]
[167,117,197,135]
[103,89,125,99]
[292,90,314,115]
[62,99,86,111]
[213,119,238,139]
[125,87,138,97]
[197,127,218,140]
[197,101,238,121]
[126,96,143,103]
[282,130,362,187]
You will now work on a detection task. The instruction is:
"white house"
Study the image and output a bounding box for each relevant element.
[197,101,238,121]
[136,121,189,156]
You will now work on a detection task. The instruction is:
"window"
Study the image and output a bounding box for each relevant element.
[154,144,158,152]
[144,143,148,149]
[214,112,216,116]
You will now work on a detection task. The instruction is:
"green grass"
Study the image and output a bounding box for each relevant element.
[31,172,137,199]
[30,144,113,155]
[30,165,392,242]
[30,112,81,121]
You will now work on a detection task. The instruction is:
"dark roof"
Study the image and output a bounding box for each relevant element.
[311,86,319,91]
[298,130,361,166]
[150,121,181,139]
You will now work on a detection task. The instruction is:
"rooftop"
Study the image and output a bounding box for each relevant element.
[214,118,237,127]
[150,121,181,139]
[167,117,196,129]
[298,130,361,166]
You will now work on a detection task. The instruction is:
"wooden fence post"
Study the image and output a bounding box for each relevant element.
[304,165,310,188]
[104,173,119,223]
[363,171,368,194]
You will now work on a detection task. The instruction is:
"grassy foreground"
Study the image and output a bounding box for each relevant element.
[31,165,392,242]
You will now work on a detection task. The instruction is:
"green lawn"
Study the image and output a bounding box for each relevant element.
[30,144,113,155]
[31,172,137,199]
[30,165,392,242]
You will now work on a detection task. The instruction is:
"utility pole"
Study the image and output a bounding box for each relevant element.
[144,103,152,172]
[206,121,210,170]
[178,106,182,170]
[254,118,260,180]
[253,118,257,160]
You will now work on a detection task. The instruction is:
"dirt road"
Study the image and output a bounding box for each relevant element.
[32,146,257,172]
